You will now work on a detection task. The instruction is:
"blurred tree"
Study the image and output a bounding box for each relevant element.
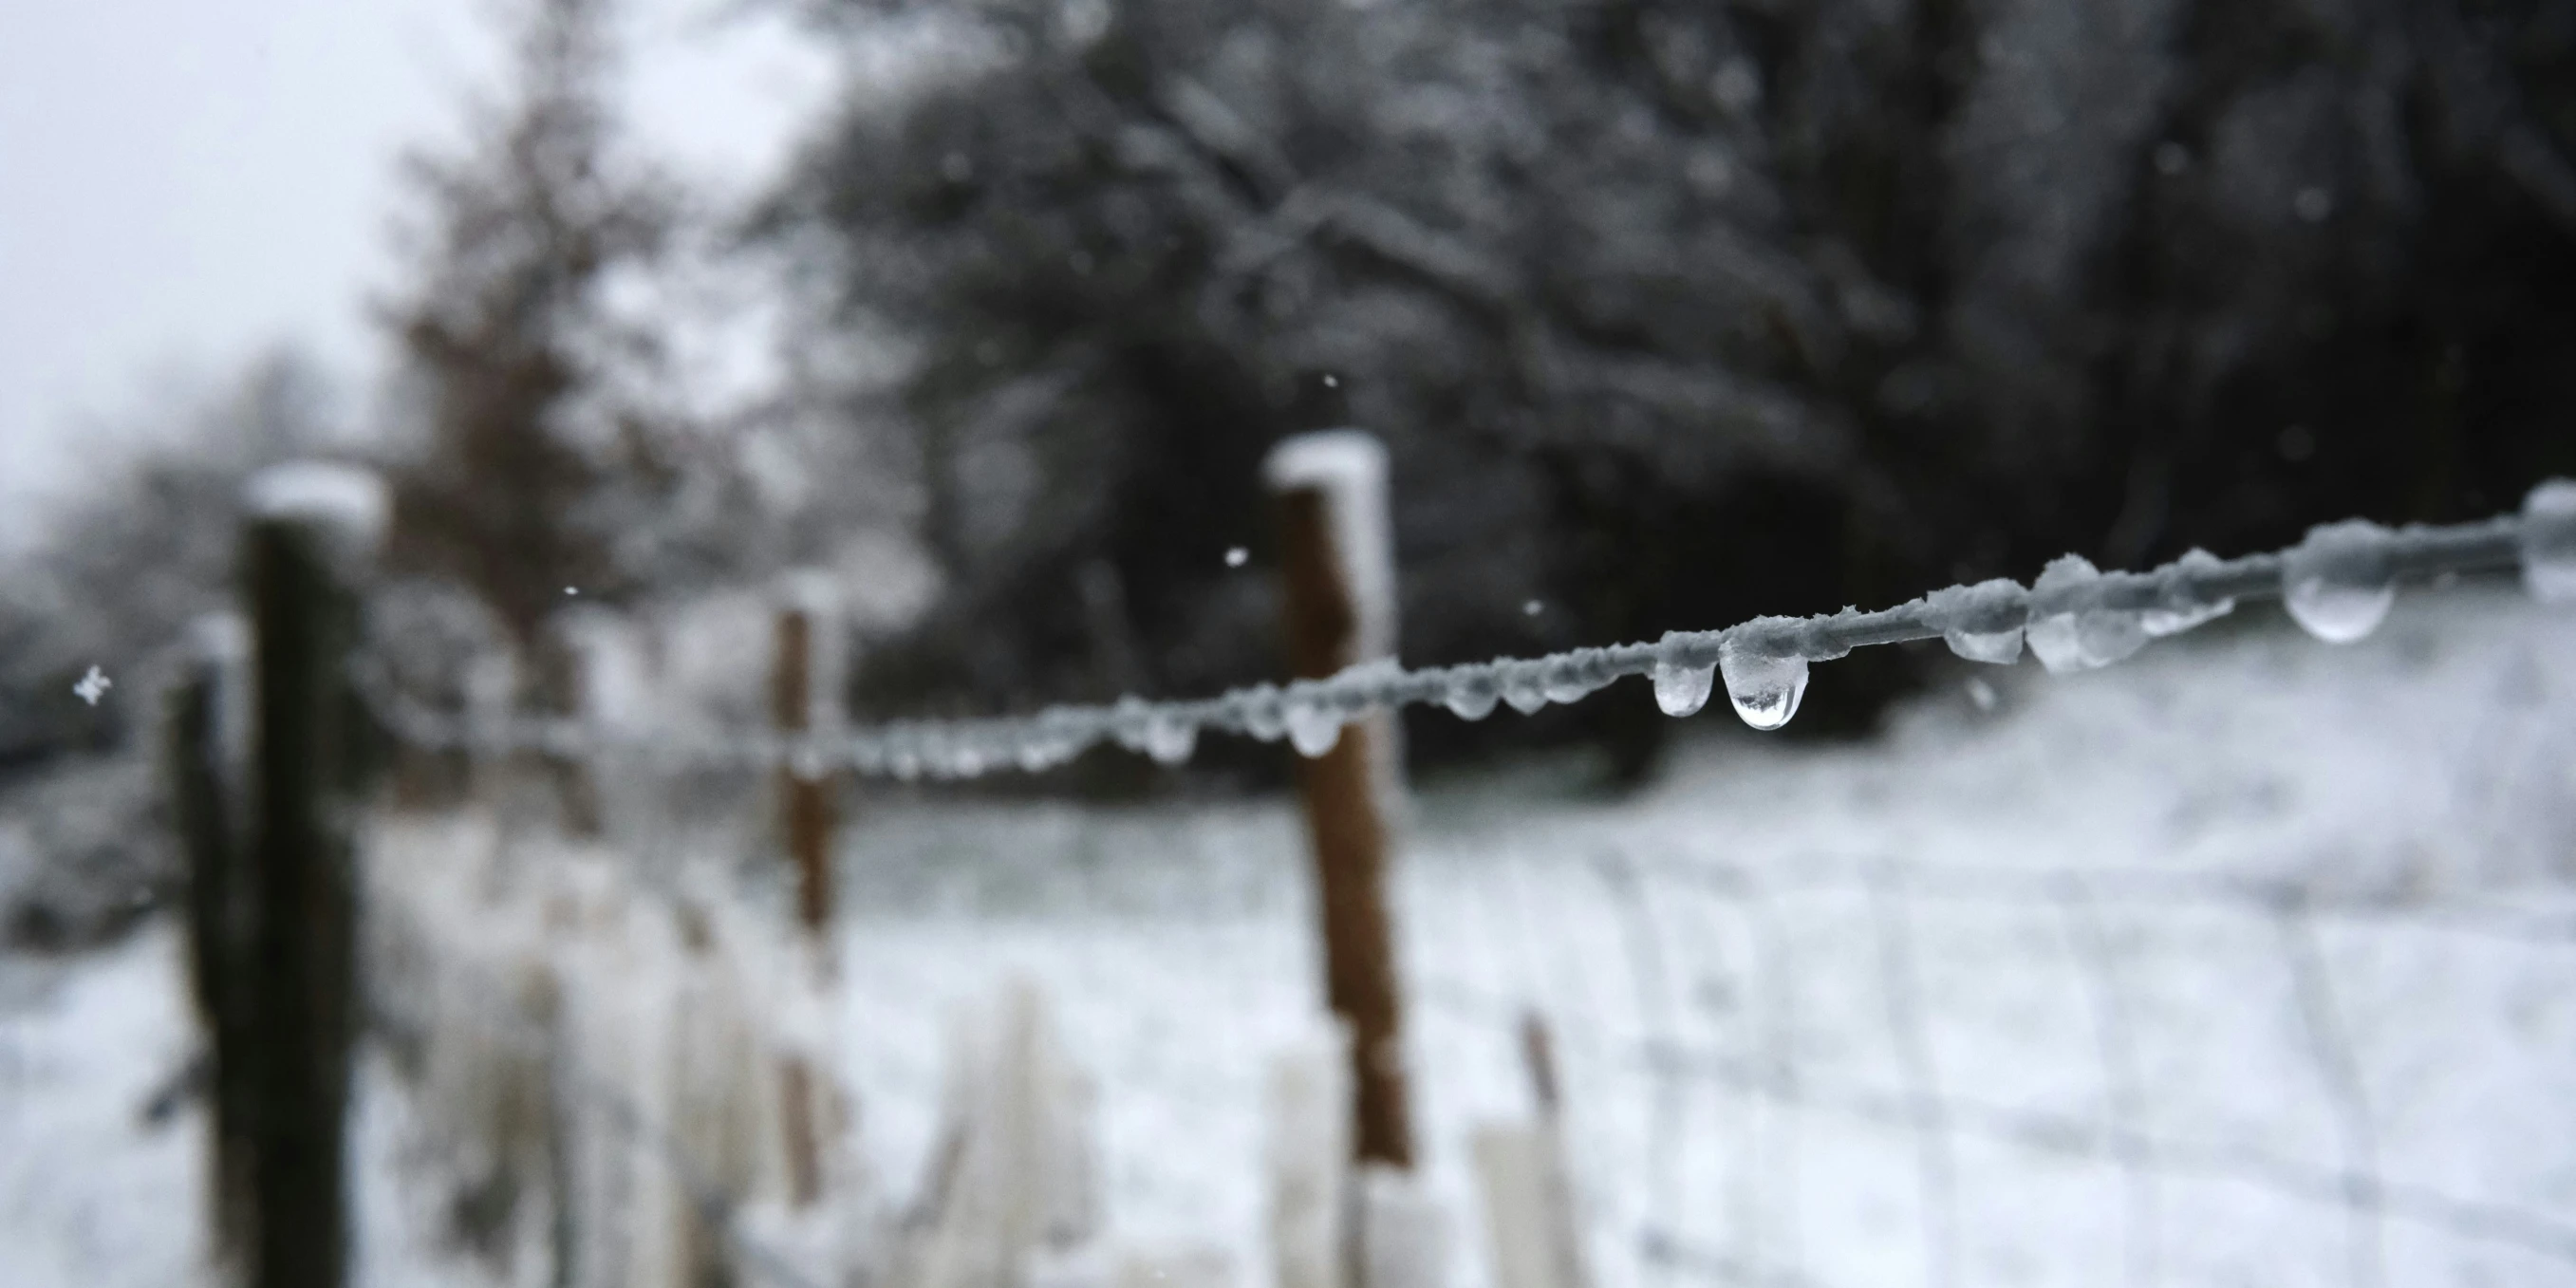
[0,351,345,947]
[772,0,2576,782]
[378,0,686,655]
[0,351,341,778]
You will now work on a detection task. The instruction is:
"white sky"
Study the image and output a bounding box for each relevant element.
[0,0,836,547]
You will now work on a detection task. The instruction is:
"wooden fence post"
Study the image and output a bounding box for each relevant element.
[773,573,844,1208]
[772,576,841,952]
[170,613,254,1266]
[1266,430,1414,1171]
[237,461,388,1288]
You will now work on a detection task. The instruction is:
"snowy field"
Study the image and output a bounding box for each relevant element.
[7,584,2576,1287]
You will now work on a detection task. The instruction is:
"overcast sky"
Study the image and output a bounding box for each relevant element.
[0,0,833,547]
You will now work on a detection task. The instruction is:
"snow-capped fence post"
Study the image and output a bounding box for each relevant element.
[771,572,843,1208]
[169,613,255,1266]
[236,462,389,1288]
[1266,429,1415,1172]
[542,617,606,838]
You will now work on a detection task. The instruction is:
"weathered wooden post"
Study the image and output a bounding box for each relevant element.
[169,613,254,1264]
[773,577,840,951]
[772,572,844,1208]
[237,461,388,1288]
[1266,430,1414,1171]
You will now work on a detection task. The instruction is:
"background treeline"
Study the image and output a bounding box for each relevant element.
[6,0,2575,941]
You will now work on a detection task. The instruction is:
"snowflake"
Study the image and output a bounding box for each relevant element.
[73,664,112,706]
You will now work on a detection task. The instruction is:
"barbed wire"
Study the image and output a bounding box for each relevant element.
[349,512,2545,780]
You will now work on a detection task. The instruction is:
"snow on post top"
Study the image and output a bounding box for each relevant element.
[244,461,389,561]
[1263,429,1397,663]
[1262,428,1387,494]
[185,611,251,666]
[775,566,843,619]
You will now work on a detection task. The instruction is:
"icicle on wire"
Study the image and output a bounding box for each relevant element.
[350,492,2568,780]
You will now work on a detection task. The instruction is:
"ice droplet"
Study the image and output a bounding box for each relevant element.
[2522,478,2576,604]
[1144,717,1197,766]
[1500,663,1550,715]
[1241,687,1287,742]
[1717,637,1807,731]
[1541,655,1610,704]
[2024,555,2148,674]
[1926,579,2025,665]
[2282,519,2395,644]
[2141,600,2231,637]
[1015,734,1069,774]
[1650,660,1714,717]
[1110,698,1156,756]
[1948,627,2023,665]
[1285,700,1343,756]
[2141,549,2235,637]
[1443,671,1501,720]
[2076,608,2151,667]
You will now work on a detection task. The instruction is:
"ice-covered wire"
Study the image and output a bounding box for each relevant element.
[351,506,2553,780]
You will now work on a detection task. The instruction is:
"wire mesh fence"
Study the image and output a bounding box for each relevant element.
[138,459,2576,1288]
[808,773,2576,1288]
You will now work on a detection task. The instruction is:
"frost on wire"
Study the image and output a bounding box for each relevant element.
[353,480,2569,778]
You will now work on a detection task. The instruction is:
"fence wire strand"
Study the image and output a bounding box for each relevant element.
[2272,902,2389,1288]
[348,514,2538,780]
[1409,855,2576,1278]
[2050,876,2161,1288]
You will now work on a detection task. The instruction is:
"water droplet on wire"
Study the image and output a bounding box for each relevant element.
[1241,688,1287,742]
[2282,519,2395,644]
[1443,671,1501,720]
[1500,663,1550,715]
[1285,700,1342,756]
[2522,478,2576,604]
[1926,579,2025,665]
[2140,549,2233,638]
[1144,717,1197,766]
[2024,555,2147,673]
[1718,637,1806,731]
[1650,661,1713,717]
[1541,655,1609,704]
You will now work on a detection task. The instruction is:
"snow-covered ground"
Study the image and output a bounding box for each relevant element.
[7,584,2575,1287]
